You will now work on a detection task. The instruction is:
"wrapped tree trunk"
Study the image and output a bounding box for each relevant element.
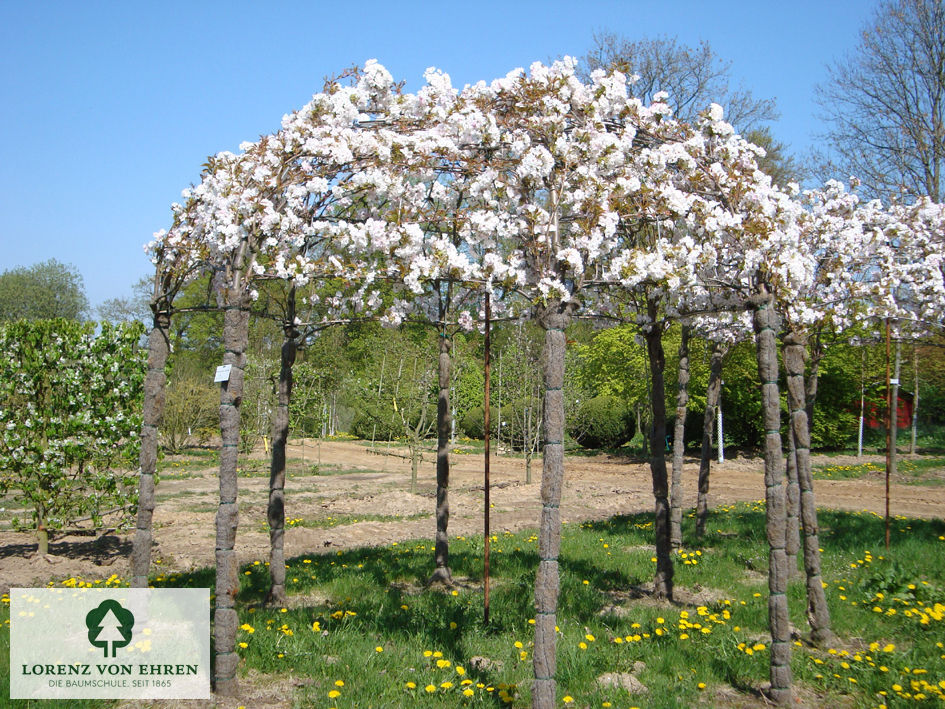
[784,428,801,575]
[214,292,250,697]
[131,301,172,588]
[670,325,690,550]
[532,302,570,709]
[804,328,824,436]
[429,331,453,586]
[266,287,297,607]
[752,291,792,706]
[695,341,726,539]
[645,298,673,600]
[783,330,835,647]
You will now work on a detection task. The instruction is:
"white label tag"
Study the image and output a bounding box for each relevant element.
[213,364,232,383]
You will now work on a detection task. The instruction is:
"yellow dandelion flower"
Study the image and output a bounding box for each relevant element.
[328,690,341,699]
[375,646,384,652]
[425,684,436,693]
[406,681,416,689]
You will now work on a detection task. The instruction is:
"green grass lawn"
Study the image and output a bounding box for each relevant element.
[3,503,944,707]
[813,457,945,486]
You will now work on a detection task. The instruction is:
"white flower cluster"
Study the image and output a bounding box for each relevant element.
[146,59,944,335]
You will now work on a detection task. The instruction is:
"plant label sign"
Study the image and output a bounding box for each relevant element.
[213,364,232,383]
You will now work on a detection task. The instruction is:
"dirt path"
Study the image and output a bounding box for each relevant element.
[1,440,943,592]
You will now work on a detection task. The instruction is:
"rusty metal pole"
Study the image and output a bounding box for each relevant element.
[885,318,891,550]
[483,291,492,624]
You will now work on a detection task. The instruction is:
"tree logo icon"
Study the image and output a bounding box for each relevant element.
[85,600,134,657]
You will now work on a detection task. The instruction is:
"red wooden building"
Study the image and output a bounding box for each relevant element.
[864,390,914,429]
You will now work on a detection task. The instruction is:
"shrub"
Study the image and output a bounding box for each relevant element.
[567,395,632,449]
[460,406,499,440]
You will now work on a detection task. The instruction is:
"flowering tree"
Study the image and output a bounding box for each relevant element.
[142,53,945,707]
[0,319,145,555]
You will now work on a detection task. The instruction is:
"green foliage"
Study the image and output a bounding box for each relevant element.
[0,319,145,546]
[567,395,632,449]
[573,324,648,403]
[160,370,219,452]
[346,326,437,443]
[719,341,764,449]
[240,355,277,454]
[459,405,499,440]
[0,259,89,322]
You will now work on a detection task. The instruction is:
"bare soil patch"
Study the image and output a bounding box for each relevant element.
[1,440,943,593]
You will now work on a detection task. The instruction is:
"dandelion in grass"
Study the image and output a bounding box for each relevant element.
[563,697,574,704]
[405,682,416,690]
[425,684,436,693]
[328,689,340,698]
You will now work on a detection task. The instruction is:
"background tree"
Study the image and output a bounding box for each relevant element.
[160,368,219,452]
[0,259,89,322]
[97,275,153,324]
[581,33,778,130]
[815,0,945,201]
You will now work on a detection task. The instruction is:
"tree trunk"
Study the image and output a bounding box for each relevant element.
[784,425,801,576]
[670,326,690,550]
[804,328,824,437]
[36,505,48,556]
[695,341,725,539]
[429,333,453,586]
[214,294,250,697]
[783,330,836,647]
[131,306,171,588]
[752,291,792,706]
[645,298,674,600]
[532,302,570,709]
[266,287,297,607]
[410,444,420,494]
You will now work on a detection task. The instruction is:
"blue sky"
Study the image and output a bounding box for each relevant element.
[0,1,875,310]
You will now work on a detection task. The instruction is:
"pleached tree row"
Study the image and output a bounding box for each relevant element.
[131,58,945,706]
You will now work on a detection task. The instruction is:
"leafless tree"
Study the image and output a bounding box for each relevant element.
[815,0,945,201]
[582,33,778,131]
